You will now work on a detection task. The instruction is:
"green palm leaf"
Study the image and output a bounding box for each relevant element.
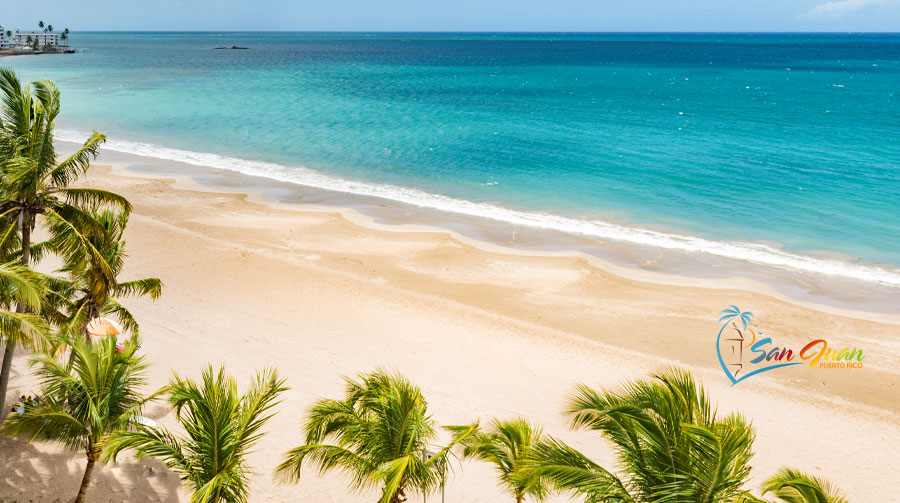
[44,131,106,187]
[458,417,550,502]
[2,333,152,503]
[57,188,133,213]
[107,365,287,503]
[762,468,849,503]
[0,67,130,416]
[115,278,163,299]
[277,370,472,503]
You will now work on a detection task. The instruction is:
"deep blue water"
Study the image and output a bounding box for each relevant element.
[4,32,900,284]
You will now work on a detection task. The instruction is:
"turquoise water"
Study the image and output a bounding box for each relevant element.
[4,32,900,286]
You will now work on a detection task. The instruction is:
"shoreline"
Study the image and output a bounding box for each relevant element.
[110,161,900,325]
[84,141,900,319]
[3,161,899,502]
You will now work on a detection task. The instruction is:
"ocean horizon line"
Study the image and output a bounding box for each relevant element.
[57,30,900,34]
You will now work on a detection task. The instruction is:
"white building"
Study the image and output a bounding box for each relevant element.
[0,27,9,49]
[11,30,59,49]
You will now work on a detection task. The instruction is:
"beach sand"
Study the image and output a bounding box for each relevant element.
[2,164,899,502]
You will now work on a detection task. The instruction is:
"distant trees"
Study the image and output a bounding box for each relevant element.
[5,22,65,50]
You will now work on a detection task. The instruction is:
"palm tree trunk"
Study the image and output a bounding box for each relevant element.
[0,211,31,418]
[387,487,406,503]
[0,341,15,420]
[75,447,97,503]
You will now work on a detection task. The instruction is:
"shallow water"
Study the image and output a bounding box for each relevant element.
[5,32,900,292]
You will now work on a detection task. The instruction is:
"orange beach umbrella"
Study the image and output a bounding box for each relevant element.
[86,317,122,338]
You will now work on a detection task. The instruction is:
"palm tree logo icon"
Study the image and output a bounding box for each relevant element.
[716,306,753,383]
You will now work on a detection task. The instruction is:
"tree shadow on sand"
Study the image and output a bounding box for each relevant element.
[0,434,181,503]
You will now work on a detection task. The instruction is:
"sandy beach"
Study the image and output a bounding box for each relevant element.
[2,163,899,503]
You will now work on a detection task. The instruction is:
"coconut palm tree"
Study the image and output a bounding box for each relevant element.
[529,368,847,503]
[0,261,50,419]
[0,209,76,409]
[1,333,153,503]
[277,370,478,503]
[528,368,757,502]
[38,21,45,32]
[457,418,549,503]
[757,469,848,503]
[54,208,162,338]
[0,67,129,415]
[61,30,69,47]
[47,25,53,34]
[106,365,288,503]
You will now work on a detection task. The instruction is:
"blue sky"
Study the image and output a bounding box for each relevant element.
[3,0,900,32]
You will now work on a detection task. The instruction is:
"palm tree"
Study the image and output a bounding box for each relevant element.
[38,21,45,32]
[529,368,757,502]
[47,25,53,34]
[2,333,153,503]
[457,418,549,503]
[61,30,69,47]
[277,370,478,503]
[0,261,51,419]
[758,469,848,503]
[106,365,288,503]
[0,67,129,415]
[54,208,162,338]
[25,35,32,47]
[528,368,847,503]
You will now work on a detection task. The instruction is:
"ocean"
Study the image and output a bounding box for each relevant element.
[4,32,900,301]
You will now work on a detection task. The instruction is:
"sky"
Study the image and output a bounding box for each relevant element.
[2,0,900,32]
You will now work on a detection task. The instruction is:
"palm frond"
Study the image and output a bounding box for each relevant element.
[559,367,756,503]
[114,277,163,300]
[526,436,633,502]
[0,260,46,311]
[762,468,848,503]
[44,205,116,285]
[0,310,50,350]
[109,365,285,503]
[456,418,548,501]
[3,332,150,457]
[57,188,132,213]
[278,370,452,502]
[44,130,106,187]
[277,443,376,486]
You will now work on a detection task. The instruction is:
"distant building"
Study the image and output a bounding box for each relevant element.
[0,27,9,49]
[11,30,59,49]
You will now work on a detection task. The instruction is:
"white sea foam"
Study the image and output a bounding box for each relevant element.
[57,129,900,289]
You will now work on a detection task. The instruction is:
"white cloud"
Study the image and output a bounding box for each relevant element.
[803,0,896,19]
